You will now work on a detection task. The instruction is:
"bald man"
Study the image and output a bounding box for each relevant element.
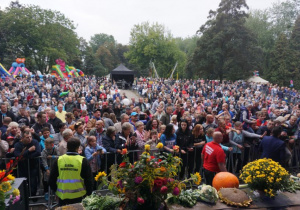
[201,131,227,185]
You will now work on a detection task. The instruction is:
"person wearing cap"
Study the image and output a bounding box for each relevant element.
[129,112,140,130]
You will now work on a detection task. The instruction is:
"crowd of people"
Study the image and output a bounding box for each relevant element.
[0,75,299,205]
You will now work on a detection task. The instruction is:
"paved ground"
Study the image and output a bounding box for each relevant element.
[119,89,140,100]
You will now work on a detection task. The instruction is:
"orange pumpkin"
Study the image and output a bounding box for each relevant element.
[212,172,239,191]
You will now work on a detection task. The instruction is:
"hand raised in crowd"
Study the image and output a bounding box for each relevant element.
[6,127,11,135]
[15,128,21,138]
[181,150,186,154]
[228,147,233,152]
[130,135,136,143]
[117,149,122,154]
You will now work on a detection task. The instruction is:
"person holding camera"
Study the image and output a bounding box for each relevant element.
[85,136,106,190]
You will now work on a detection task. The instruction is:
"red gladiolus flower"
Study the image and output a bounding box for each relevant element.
[151,156,155,159]
[119,162,127,168]
[158,159,162,162]
[137,197,145,204]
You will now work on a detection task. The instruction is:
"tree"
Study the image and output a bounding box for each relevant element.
[289,15,300,87]
[89,33,116,53]
[269,0,300,37]
[0,4,80,73]
[125,22,186,78]
[187,0,262,81]
[269,34,294,86]
[174,36,199,57]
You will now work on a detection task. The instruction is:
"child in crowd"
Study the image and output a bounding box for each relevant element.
[158,124,166,139]
[85,136,107,190]
[41,138,59,201]
[146,130,160,150]
[40,127,54,151]
[81,110,89,124]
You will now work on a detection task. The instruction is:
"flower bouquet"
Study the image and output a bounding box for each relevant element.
[94,144,201,210]
[239,158,290,198]
[0,157,23,209]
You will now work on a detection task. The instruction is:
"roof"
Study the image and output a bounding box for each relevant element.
[247,76,269,84]
[111,64,134,75]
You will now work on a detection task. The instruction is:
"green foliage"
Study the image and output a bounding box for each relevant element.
[174,36,199,57]
[269,34,293,86]
[188,0,262,81]
[167,189,198,207]
[125,22,186,78]
[89,33,116,53]
[0,4,80,73]
[245,10,275,76]
[268,0,300,37]
[82,194,121,210]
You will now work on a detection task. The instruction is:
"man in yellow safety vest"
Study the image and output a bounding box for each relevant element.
[49,137,93,206]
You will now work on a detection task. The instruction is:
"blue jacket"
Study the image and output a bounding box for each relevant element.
[85,145,107,169]
[259,136,286,166]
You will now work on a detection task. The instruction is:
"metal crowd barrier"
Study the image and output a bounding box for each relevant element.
[1,143,299,209]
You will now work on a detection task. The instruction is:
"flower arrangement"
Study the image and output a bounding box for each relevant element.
[0,157,23,209]
[239,158,290,198]
[94,143,201,209]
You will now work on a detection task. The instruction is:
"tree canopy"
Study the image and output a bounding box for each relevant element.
[187,0,262,81]
[0,4,80,72]
[125,22,186,78]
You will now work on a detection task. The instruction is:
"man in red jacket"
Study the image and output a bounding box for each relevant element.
[201,131,227,185]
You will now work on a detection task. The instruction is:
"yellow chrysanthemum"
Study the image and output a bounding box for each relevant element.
[0,182,11,193]
[156,142,164,149]
[12,188,20,196]
[144,144,150,151]
[6,174,15,181]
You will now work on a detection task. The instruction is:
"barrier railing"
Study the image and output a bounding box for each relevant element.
[1,143,300,209]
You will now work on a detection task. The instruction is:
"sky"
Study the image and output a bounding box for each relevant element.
[1,0,280,44]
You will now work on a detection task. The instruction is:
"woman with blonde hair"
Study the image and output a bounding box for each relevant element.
[171,115,178,131]
[135,121,150,150]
